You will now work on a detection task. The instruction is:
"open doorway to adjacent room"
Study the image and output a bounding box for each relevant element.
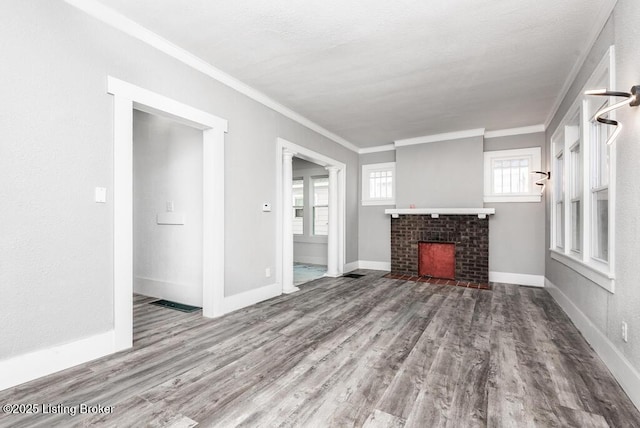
[132,110,204,344]
[292,157,328,286]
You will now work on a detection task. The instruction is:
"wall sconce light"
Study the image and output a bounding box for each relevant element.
[584,85,640,145]
[531,171,551,194]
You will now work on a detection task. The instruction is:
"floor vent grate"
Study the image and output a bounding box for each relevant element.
[150,299,201,313]
[343,273,365,278]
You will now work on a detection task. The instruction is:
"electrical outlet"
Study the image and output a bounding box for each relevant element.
[265,267,271,278]
[622,321,628,342]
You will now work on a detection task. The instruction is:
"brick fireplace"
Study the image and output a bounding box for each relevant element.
[390,214,489,284]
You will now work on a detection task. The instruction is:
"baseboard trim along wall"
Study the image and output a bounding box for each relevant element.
[489,271,545,287]
[357,260,392,271]
[222,283,281,315]
[0,330,116,392]
[545,278,640,410]
[343,261,359,273]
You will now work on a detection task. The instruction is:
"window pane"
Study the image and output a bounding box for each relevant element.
[555,153,564,199]
[593,188,609,261]
[570,145,581,198]
[492,157,530,194]
[571,200,581,252]
[369,169,393,199]
[313,206,328,236]
[313,177,329,205]
[591,102,609,189]
[556,201,564,248]
[292,179,304,235]
[313,177,329,236]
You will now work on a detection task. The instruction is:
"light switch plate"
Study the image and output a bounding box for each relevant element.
[95,187,107,203]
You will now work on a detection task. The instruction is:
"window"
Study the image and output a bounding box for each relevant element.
[570,138,582,253]
[483,147,542,202]
[549,45,615,292]
[554,147,564,249]
[589,98,610,262]
[312,176,329,236]
[362,162,395,206]
[292,179,304,235]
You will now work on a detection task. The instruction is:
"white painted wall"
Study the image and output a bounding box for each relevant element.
[133,111,203,306]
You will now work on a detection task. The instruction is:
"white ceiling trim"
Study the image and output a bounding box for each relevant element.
[63,0,360,153]
[358,144,396,154]
[485,124,546,139]
[394,128,485,147]
[543,0,619,129]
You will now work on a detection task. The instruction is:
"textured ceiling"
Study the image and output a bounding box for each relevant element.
[98,0,612,147]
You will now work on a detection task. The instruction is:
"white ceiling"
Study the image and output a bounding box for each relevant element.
[97,0,613,148]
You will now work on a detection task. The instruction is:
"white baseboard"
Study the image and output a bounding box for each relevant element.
[222,283,281,315]
[358,260,391,271]
[489,271,545,287]
[0,330,116,392]
[545,278,640,410]
[134,276,203,307]
[293,256,328,265]
[343,261,359,273]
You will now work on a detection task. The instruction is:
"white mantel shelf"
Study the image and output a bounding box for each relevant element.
[385,208,496,219]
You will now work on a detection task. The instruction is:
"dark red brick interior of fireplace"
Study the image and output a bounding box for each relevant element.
[390,214,489,283]
[419,242,456,279]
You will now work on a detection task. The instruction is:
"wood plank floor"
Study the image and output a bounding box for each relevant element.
[1,271,639,427]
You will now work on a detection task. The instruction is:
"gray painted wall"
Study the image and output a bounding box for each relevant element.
[133,111,203,306]
[546,3,640,372]
[0,0,358,359]
[359,136,545,277]
[358,151,396,264]
[293,158,328,265]
[485,133,546,275]
[395,136,484,208]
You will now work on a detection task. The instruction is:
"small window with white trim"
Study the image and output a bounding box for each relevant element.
[483,147,542,202]
[362,162,396,206]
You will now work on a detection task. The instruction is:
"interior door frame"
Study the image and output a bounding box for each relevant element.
[275,137,346,293]
[108,76,227,351]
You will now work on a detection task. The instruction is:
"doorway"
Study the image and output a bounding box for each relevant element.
[292,157,328,286]
[132,110,203,316]
[276,138,346,294]
[109,77,227,352]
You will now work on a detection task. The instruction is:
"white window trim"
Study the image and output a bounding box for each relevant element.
[362,162,396,206]
[483,147,542,203]
[548,45,616,293]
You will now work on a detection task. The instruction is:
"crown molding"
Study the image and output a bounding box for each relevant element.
[63,0,359,153]
[361,124,546,154]
[485,124,546,139]
[394,128,485,147]
[543,0,618,129]
[358,144,396,154]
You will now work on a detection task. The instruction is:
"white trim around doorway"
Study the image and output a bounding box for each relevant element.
[109,76,227,352]
[276,138,347,294]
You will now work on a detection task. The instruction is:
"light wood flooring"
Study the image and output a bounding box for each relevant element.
[1,271,639,427]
